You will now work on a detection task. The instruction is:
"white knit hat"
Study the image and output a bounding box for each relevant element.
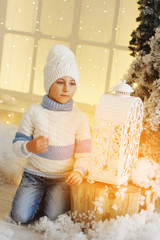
[43,44,79,94]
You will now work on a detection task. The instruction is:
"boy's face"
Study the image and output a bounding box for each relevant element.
[48,76,76,104]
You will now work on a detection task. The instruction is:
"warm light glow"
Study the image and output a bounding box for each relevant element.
[132,82,138,89]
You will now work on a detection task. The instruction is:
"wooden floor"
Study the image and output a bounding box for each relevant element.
[0,183,17,220]
[0,184,43,240]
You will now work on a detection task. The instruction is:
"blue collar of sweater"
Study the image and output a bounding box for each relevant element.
[41,95,73,111]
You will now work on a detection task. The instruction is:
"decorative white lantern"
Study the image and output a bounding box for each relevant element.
[89,80,143,185]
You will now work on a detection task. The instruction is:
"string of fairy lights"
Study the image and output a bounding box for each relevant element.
[0,0,139,125]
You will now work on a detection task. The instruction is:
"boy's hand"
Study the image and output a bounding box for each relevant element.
[26,136,49,153]
[65,171,83,186]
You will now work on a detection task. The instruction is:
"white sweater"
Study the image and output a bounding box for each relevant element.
[13,95,91,178]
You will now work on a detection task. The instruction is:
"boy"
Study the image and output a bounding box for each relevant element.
[11,45,91,223]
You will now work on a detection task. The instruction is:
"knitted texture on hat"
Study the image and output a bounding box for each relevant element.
[44,45,79,94]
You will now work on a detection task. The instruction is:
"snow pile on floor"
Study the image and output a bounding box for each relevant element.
[0,225,14,240]
[30,207,160,240]
[0,219,43,240]
[131,156,160,197]
[30,214,86,240]
[0,122,25,184]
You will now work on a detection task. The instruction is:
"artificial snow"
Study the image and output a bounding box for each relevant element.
[0,220,43,240]
[0,225,13,240]
[131,156,160,197]
[0,121,24,184]
[1,207,160,240]
[93,197,104,214]
[28,208,160,240]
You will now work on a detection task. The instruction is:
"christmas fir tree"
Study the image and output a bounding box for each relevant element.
[126,28,160,162]
[129,0,160,57]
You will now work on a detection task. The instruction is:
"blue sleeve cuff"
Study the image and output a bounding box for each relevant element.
[13,132,32,143]
[21,142,32,157]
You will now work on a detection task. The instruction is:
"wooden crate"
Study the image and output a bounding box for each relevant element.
[70,181,155,222]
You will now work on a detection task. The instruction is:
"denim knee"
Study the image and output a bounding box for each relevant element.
[45,204,70,221]
[44,181,71,220]
[11,172,45,223]
[11,209,34,224]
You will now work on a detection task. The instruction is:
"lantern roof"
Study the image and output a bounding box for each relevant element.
[109,80,133,96]
[95,93,143,124]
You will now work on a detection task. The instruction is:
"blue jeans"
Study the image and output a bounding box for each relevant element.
[11,172,70,223]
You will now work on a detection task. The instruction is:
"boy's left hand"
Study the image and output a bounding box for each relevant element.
[65,171,83,186]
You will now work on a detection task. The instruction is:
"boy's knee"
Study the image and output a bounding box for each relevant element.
[44,202,70,221]
[11,210,34,224]
[45,211,57,221]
